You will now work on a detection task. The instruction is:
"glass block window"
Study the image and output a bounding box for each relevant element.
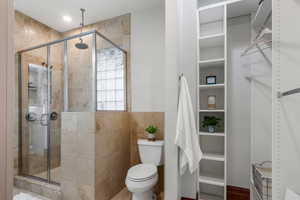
[96,48,126,111]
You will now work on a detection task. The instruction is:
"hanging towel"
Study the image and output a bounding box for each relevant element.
[175,76,202,175]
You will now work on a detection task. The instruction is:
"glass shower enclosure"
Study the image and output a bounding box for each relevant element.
[17,30,127,184]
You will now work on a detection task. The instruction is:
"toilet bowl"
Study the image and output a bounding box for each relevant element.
[126,164,158,200]
[125,139,164,200]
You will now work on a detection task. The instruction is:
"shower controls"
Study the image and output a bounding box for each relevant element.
[25,112,38,121]
[40,114,49,126]
[50,112,58,120]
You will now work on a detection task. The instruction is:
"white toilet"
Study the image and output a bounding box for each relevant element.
[125,139,164,200]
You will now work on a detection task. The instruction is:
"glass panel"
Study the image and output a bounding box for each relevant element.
[96,34,126,111]
[48,42,64,183]
[20,47,49,180]
[67,34,94,112]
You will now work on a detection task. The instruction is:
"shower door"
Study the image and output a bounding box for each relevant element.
[19,44,63,184]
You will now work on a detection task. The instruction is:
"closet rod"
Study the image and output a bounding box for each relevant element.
[277,88,300,98]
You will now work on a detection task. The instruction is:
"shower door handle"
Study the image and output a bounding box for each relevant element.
[40,114,49,126]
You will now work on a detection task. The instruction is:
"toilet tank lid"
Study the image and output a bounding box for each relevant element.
[138,139,164,146]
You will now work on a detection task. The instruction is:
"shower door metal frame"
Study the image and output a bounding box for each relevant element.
[18,30,127,184]
[17,46,57,184]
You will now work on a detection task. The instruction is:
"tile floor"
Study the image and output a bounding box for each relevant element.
[13,188,51,200]
[111,188,164,200]
[111,188,132,200]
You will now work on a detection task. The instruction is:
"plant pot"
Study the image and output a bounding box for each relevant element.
[208,126,216,133]
[147,133,156,141]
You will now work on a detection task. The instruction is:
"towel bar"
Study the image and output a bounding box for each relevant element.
[277,88,300,98]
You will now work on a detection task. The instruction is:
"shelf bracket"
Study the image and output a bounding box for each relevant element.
[277,88,300,98]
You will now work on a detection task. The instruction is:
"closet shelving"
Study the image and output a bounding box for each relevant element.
[252,0,272,29]
[199,84,225,89]
[197,2,227,200]
[242,0,272,60]
[199,132,225,137]
[199,58,225,68]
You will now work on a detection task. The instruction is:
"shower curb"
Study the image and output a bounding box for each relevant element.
[14,176,62,200]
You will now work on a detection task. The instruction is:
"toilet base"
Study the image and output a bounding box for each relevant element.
[132,190,156,200]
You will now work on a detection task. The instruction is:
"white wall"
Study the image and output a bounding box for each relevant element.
[131,5,165,112]
[165,0,180,199]
[227,15,251,189]
[177,0,198,198]
[273,0,300,199]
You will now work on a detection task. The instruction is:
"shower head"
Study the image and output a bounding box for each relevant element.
[75,8,88,50]
[75,38,89,49]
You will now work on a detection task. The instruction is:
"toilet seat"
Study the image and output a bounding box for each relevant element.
[127,164,157,182]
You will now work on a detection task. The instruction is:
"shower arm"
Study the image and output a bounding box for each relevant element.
[80,8,85,33]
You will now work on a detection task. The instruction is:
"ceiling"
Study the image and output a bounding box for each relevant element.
[15,0,258,33]
[14,0,163,32]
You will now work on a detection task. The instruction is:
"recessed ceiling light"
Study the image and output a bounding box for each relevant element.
[63,15,72,23]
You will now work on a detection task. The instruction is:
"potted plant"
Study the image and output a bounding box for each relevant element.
[201,116,221,133]
[145,125,158,141]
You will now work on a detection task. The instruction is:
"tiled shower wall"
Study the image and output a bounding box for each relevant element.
[61,112,164,200]
[95,112,131,200]
[61,112,96,200]
[63,14,131,111]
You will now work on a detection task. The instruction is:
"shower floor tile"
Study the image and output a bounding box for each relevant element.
[14,188,51,200]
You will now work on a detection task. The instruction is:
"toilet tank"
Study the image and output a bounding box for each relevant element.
[138,139,164,166]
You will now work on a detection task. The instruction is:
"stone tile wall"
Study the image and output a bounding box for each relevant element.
[61,112,96,200]
[95,112,131,200]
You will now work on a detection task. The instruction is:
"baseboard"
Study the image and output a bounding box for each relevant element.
[227,185,250,200]
[181,198,195,200]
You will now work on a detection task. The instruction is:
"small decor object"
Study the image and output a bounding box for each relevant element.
[201,116,221,133]
[145,125,158,141]
[206,75,216,85]
[208,95,216,109]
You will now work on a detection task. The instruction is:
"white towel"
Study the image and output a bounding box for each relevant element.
[175,76,202,175]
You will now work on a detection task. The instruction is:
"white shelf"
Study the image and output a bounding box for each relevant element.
[198,5,224,24]
[199,132,225,137]
[202,153,225,162]
[199,84,225,89]
[199,33,225,48]
[197,3,227,200]
[199,109,224,113]
[199,193,224,200]
[198,58,225,68]
[199,175,225,187]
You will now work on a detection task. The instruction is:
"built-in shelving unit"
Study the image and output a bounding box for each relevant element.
[199,132,225,137]
[197,2,227,200]
[199,175,225,186]
[199,58,225,68]
[202,153,225,162]
[199,193,224,200]
[199,84,225,89]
